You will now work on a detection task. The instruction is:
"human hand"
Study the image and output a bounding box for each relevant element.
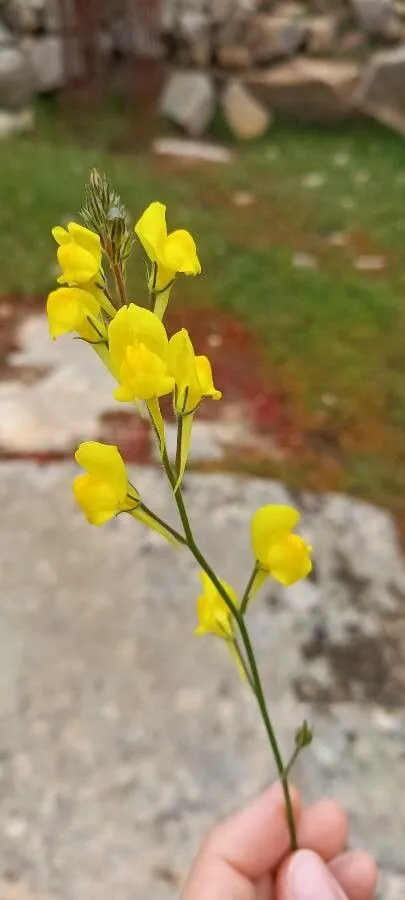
[182,783,378,900]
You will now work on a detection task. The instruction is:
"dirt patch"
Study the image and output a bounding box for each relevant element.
[0,294,45,378]
[165,305,292,442]
[98,411,152,464]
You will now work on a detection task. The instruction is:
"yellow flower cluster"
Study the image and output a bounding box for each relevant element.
[47,180,314,848]
[47,222,110,341]
[192,505,312,641]
[47,203,219,465]
[47,194,312,659]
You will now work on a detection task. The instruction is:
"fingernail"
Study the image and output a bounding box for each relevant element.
[287,850,347,900]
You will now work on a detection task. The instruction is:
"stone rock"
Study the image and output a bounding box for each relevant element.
[1,0,41,33]
[0,45,31,108]
[0,464,405,897]
[352,0,397,35]
[0,20,15,45]
[42,0,64,32]
[188,33,212,68]
[24,35,64,92]
[244,59,360,123]
[0,879,57,900]
[153,136,233,163]
[221,79,272,138]
[178,9,208,40]
[339,29,367,54]
[217,44,253,70]
[209,0,235,21]
[0,105,34,139]
[247,12,307,63]
[0,315,119,453]
[176,9,212,66]
[208,0,262,21]
[306,15,340,55]
[160,69,216,136]
[357,47,405,135]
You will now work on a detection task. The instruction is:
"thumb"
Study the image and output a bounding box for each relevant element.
[277,850,348,900]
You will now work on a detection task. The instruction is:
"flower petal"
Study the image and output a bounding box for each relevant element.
[169,329,198,396]
[163,229,201,275]
[195,355,222,400]
[135,201,167,264]
[75,441,128,501]
[108,303,169,376]
[57,243,100,284]
[68,222,101,266]
[46,286,100,338]
[267,535,312,587]
[73,473,120,526]
[195,573,237,638]
[52,226,70,246]
[251,505,301,565]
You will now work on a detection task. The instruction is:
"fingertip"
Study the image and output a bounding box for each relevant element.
[203,782,302,881]
[298,798,349,860]
[276,849,348,900]
[329,851,379,900]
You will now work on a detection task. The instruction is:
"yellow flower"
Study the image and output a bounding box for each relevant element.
[195,572,237,640]
[168,329,222,489]
[169,328,221,414]
[46,285,105,340]
[135,202,201,318]
[53,222,102,285]
[251,505,312,587]
[73,441,136,526]
[108,303,174,403]
[73,441,182,543]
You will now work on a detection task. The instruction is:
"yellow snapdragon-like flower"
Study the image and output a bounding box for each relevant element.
[108,303,174,403]
[73,441,137,525]
[251,505,312,588]
[46,285,105,340]
[168,328,222,488]
[135,202,201,318]
[73,441,181,543]
[169,328,221,414]
[195,572,237,640]
[53,222,102,285]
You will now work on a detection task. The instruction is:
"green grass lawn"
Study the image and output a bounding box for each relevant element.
[1,99,405,525]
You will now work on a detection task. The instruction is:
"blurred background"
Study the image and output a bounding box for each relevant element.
[0,0,405,898]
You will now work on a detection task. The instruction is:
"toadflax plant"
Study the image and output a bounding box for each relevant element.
[46,170,313,851]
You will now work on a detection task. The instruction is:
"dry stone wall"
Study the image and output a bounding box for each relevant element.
[161,0,405,137]
[0,0,405,139]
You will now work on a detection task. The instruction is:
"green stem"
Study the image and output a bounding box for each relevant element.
[231,613,298,851]
[240,564,259,615]
[113,261,128,307]
[284,745,301,780]
[149,261,157,311]
[140,501,187,546]
[233,638,255,691]
[160,446,298,851]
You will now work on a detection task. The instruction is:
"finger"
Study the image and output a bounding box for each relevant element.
[298,799,348,861]
[328,852,378,900]
[276,849,348,900]
[182,783,301,900]
[256,873,274,900]
[202,783,301,880]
